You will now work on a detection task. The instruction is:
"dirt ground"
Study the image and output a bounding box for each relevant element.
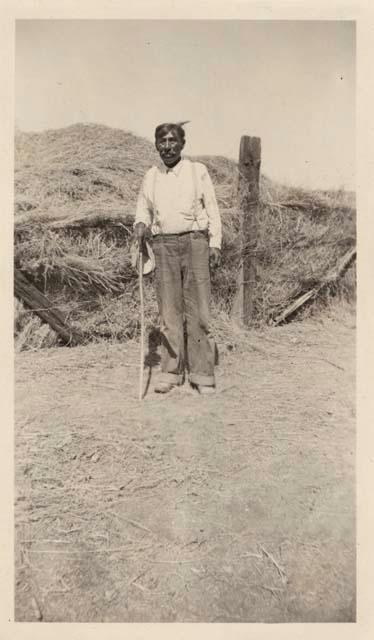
[14,308,356,622]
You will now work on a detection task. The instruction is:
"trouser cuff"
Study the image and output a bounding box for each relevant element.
[189,373,215,386]
[160,372,184,385]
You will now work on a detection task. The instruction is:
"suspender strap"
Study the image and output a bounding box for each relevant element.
[152,166,157,205]
[152,167,163,234]
[190,161,201,231]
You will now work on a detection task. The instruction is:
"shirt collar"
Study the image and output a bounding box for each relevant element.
[160,157,186,176]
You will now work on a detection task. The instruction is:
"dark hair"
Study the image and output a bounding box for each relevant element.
[155,123,186,144]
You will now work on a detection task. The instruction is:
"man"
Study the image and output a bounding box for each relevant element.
[134,121,222,394]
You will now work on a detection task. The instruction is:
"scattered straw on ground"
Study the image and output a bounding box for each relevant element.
[15,306,356,621]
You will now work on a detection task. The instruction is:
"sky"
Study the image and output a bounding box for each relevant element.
[15,20,355,190]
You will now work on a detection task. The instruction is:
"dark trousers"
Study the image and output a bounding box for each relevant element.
[152,231,215,386]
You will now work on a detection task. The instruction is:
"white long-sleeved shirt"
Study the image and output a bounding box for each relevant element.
[135,158,222,249]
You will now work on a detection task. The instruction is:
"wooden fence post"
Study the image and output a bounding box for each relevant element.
[232,135,261,326]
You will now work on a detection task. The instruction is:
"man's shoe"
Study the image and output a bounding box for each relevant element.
[197,385,216,395]
[154,382,177,394]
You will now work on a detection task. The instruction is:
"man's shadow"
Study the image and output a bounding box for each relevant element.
[143,326,162,397]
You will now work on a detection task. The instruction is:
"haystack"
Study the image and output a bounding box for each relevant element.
[14,123,356,349]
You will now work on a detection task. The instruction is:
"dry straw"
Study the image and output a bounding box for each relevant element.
[14,123,356,350]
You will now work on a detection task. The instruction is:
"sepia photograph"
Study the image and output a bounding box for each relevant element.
[13,19,356,623]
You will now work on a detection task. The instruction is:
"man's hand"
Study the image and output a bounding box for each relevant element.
[209,247,221,269]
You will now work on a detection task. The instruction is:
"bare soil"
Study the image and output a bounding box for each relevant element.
[15,310,356,622]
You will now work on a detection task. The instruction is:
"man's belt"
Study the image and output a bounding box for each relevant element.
[153,229,208,240]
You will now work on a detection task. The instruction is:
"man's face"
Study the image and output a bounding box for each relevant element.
[156,130,185,168]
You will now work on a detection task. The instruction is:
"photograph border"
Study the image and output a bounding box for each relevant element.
[1,1,373,638]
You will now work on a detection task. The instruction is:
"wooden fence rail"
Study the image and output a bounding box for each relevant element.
[14,269,83,346]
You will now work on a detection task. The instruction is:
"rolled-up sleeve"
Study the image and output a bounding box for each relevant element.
[200,166,222,249]
[135,171,153,227]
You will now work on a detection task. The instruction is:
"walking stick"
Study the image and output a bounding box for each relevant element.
[138,249,145,401]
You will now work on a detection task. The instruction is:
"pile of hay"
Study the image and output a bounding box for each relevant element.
[217,185,356,321]
[14,123,356,350]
